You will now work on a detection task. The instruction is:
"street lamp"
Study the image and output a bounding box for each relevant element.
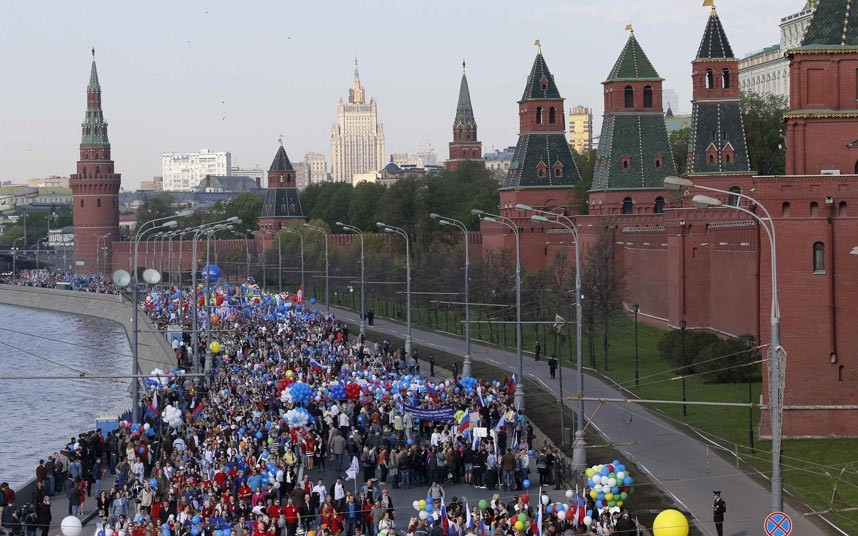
[232,230,250,280]
[282,227,305,299]
[471,209,525,411]
[633,304,640,387]
[94,234,109,277]
[680,319,687,417]
[377,222,412,356]
[304,223,329,313]
[252,230,273,291]
[429,213,472,378]
[336,222,366,338]
[669,177,784,512]
[11,236,24,275]
[520,204,586,469]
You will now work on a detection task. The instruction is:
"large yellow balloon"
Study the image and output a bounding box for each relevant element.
[652,509,688,536]
[285,370,294,379]
[209,341,221,354]
[514,521,524,531]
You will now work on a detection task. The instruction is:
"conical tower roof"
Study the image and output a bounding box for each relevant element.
[797,0,858,49]
[696,7,735,59]
[606,31,662,81]
[88,48,100,89]
[453,62,476,128]
[270,144,294,171]
[521,46,561,100]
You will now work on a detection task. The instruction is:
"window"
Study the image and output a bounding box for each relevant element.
[622,197,633,214]
[722,68,730,89]
[643,85,653,108]
[705,68,714,89]
[621,155,632,169]
[813,241,825,273]
[654,196,665,214]
[554,167,562,177]
[728,186,741,207]
[624,86,634,108]
[549,107,556,124]
[782,202,791,217]
[839,201,848,216]
[536,107,543,125]
[80,199,84,208]
[97,198,101,208]
[810,201,819,217]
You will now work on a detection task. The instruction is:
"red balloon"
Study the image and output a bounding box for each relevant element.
[521,495,530,504]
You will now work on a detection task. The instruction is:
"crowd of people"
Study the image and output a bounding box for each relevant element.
[2,278,640,536]
[0,270,119,293]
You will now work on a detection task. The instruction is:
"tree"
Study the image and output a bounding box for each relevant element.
[669,127,691,176]
[740,90,788,175]
[137,192,177,224]
[580,222,626,370]
[572,149,596,214]
[696,334,760,384]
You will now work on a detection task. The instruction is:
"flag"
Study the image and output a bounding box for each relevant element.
[427,384,440,402]
[476,385,485,408]
[152,390,159,411]
[295,284,304,305]
[465,501,473,529]
[309,357,325,372]
[440,502,449,536]
[536,487,543,536]
[494,412,507,432]
[458,412,470,434]
[508,375,517,395]
[345,455,360,480]
[191,402,205,421]
[576,496,586,525]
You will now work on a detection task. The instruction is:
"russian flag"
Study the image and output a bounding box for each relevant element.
[191,402,205,421]
[536,486,543,536]
[508,374,517,395]
[427,384,440,402]
[465,502,473,529]
[494,412,507,432]
[440,502,449,536]
[458,412,470,434]
[476,385,485,407]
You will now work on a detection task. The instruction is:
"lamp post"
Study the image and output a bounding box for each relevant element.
[11,237,24,275]
[745,334,756,454]
[277,232,283,294]
[472,209,524,411]
[94,234,108,276]
[633,304,640,387]
[282,227,305,298]
[336,222,366,338]
[304,223,329,313]
[519,204,586,469]
[680,319,687,416]
[668,176,784,512]
[377,222,412,356]
[429,213,472,378]
[252,230,273,291]
[233,230,249,280]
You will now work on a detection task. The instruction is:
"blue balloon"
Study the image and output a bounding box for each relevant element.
[149,479,157,488]
[310,298,316,305]
[407,438,414,446]
[192,516,201,525]
[200,264,222,283]
[522,479,531,489]
[256,431,263,440]
[425,504,434,513]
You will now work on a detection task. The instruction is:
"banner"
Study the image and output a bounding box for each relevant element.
[401,403,455,422]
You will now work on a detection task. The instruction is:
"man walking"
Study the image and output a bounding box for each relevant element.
[548,355,557,379]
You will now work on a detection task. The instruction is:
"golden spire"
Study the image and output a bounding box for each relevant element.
[534,39,542,55]
[462,60,466,74]
[702,0,716,14]
[625,24,634,34]
[278,135,283,147]
[92,47,96,60]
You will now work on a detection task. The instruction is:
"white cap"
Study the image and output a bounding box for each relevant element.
[609,507,620,515]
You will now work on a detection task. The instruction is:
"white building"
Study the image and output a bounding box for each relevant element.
[161,149,231,191]
[230,167,265,187]
[305,152,328,187]
[739,1,816,98]
[330,62,385,184]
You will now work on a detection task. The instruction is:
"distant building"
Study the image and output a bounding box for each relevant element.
[483,147,515,179]
[161,149,232,191]
[662,88,681,115]
[27,176,69,188]
[194,175,262,192]
[568,105,593,154]
[140,176,163,191]
[231,167,265,186]
[739,1,816,98]
[330,61,385,184]
[304,152,327,188]
[664,108,692,133]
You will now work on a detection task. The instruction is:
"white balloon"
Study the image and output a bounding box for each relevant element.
[615,471,625,480]
[419,511,429,520]
[541,495,550,506]
[61,516,83,536]
[413,501,421,511]
[565,490,574,499]
[556,511,566,521]
[273,482,281,489]
[607,478,617,488]
[583,517,592,527]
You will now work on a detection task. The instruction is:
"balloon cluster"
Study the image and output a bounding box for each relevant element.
[585,461,634,510]
[345,383,361,400]
[283,407,312,429]
[329,383,346,400]
[459,376,478,394]
[289,382,313,404]
[161,404,184,428]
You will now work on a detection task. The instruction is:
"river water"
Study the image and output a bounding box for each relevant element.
[0,302,132,489]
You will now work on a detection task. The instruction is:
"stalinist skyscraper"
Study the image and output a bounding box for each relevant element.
[330,60,385,183]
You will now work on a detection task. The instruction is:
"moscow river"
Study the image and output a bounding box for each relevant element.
[0,302,132,489]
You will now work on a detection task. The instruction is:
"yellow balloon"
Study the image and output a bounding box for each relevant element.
[585,468,595,478]
[652,509,688,536]
[514,521,524,531]
[209,341,221,354]
[605,493,614,501]
[589,490,598,499]
[285,370,294,379]
[418,500,426,509]
[308,532,316,536]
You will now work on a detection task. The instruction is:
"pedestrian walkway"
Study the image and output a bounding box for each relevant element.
[333,306,828,536]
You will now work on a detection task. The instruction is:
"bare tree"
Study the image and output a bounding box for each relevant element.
[581,222,626,370]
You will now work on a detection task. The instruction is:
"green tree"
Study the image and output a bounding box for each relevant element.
[137,192,177,224]
[669,127,691,176]
[697,334,760,384]
[657,328,720,373]
[581,222,626,370]
[741,90,788,175]
[572,149,596,214]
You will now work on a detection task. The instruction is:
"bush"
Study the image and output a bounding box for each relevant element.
[658,328,720,374]
[696,334,761,384]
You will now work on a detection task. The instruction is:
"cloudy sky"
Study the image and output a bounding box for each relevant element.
[0,0,806,189]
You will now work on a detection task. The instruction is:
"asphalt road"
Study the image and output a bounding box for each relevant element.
[328,305,829,536]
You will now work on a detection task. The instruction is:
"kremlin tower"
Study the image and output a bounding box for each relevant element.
[447,61,484,171]
[259,139,305,231]
[69,49,121,274]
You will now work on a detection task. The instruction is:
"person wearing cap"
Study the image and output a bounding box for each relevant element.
[712,491,726,536]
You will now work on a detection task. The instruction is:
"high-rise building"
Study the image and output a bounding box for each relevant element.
[304,152,328,187]
[330,61,385,184]
[70,49,121,274]
[161,149,231,191]
[738,1,817,98]
[568,105,593,154]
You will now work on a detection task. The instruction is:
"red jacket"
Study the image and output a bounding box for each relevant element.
[282,505,299,524]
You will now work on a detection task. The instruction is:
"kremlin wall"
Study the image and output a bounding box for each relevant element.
[77,2,858,438]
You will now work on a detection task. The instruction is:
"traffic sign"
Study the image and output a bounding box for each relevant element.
[764,511,792,536]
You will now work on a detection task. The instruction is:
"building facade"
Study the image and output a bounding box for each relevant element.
[330,61,385,184]
[305,152,328,187]
[568,105,593,154]
[161,149,232,191]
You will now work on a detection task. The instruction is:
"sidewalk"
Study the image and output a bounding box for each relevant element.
[332,306,828,536]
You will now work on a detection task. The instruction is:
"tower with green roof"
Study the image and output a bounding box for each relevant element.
[501,42,581,211]
[590,28,676,214]
[447,61,484,171]
[784,0,858,174]
[686,4,751,176]
[70,49,121,274]
[259,139,305,232]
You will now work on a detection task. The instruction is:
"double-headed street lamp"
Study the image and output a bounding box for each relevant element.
[232,230,250,280]
[429,213,472,378]
[336,222,366,338]
[516,203,586,469]
[304,223,329,313]
[11,236,24,275]
[665,176,784,513]
[377,222,412,357]
[282,227,305,298]
[471,209,524,410]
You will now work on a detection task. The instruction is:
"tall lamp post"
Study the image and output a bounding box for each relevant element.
[429,213,472,378]
[376,222,412,356]
[11,236,24,275]
[518,204,586,469]
[471,209,524,411]
[680,319,687,416]
[282,227,305,298]
[251,230,272,291]
[336,222,366,338]
[666,176,784,513]
[304,223,329,313]
[633,304,640,387]
[233,230,250,280]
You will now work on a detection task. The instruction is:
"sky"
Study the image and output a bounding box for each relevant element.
[0,0,805,190]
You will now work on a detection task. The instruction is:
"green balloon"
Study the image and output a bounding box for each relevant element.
[479,500,488,510]
[518,513,527,523]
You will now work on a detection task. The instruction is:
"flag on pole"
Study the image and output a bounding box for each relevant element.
[494,412,507,432]
[345,455,360,480]
[458,412,470,434]
[476,385,485,407]
[465,501,473,529]
[508,374,517,395]
[427,384,440,402]
[295,284,304,305]
[440,502,449,536]
[191,402,205,421]
[536,486,543,536]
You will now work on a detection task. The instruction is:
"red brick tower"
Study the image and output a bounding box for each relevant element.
[259,139,305,231]
[447,61,484,171]
[69,49,121,274]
